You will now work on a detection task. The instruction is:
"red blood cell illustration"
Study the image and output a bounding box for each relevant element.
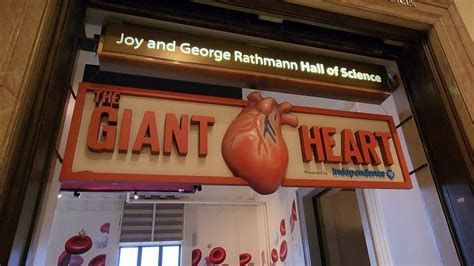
[88,254,106,266]
[271,248,278,263]
[95,232,109,249]
[209,247,226,264]
[58,251,71,266]
[100,223,110,234]
[192,248,202,266]
[292,200,298,221]
[65,229,92,255]
[280,219,286,236]
[70,254,84,266]
[222,92,298,194]
[279,240,288,262]
[239,253,252,265]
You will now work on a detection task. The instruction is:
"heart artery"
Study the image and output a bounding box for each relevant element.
[221,92,298,194]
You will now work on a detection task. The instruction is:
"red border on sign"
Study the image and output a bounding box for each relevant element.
[60,82,412,190]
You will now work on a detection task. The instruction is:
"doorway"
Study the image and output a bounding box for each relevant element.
[313,189,370,266]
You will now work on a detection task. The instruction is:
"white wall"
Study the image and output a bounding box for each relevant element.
[179,185,305,266]
[358,84,458,265]
[182,204,265,266]
[44,193,123,266]
[257,188,305,266]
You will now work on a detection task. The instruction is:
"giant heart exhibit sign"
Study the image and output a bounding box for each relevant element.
[60,83,411,194]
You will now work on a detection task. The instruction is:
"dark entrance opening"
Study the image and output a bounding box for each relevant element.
[313,189,370,266]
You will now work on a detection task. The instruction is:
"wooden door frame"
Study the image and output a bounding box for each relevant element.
[0,1,87,265]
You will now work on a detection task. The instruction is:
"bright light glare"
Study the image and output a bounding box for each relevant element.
[119,247,138,266]
[162,246,180,266]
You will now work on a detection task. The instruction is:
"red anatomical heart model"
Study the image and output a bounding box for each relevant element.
[222,92,298,194]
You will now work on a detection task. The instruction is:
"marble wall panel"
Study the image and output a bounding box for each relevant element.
[0,0,52,197]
